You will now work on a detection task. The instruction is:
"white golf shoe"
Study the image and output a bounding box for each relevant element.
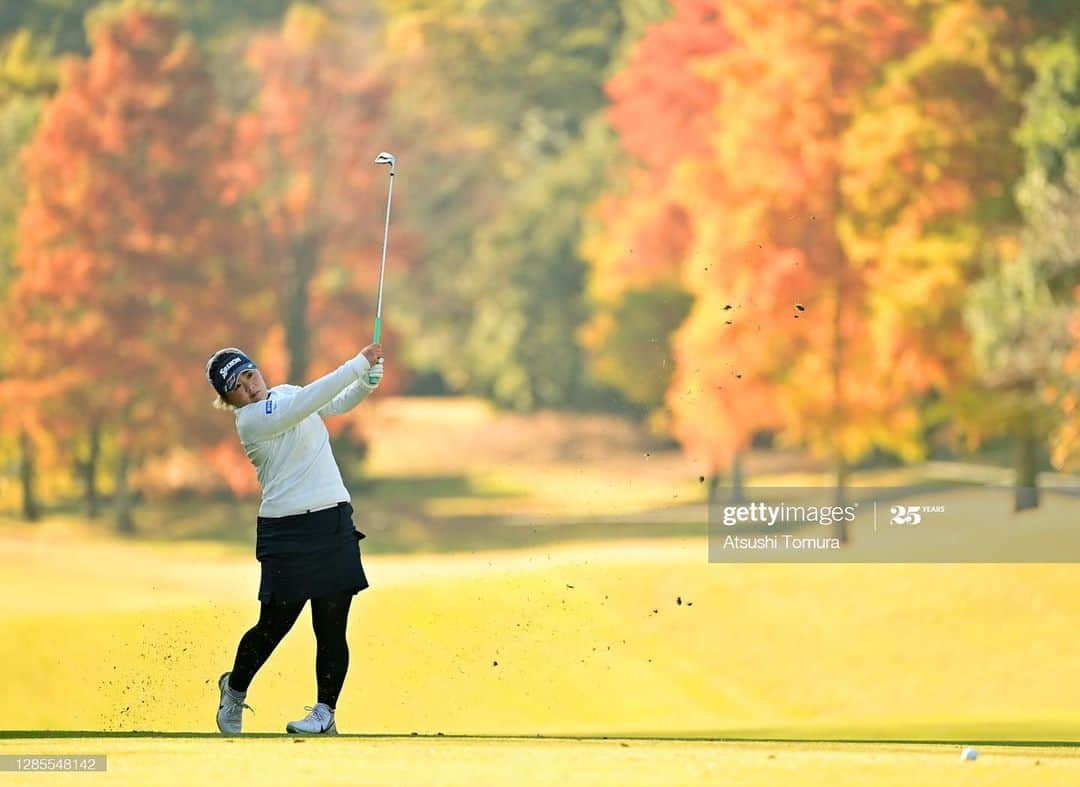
[286,703,337,735]
[216,672,253,734]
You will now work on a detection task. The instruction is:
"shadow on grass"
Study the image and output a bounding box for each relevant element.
[352,474,527,501]
[69,473,704,555]
[355,517,706,555]
[12,474,1071,558]
[144,510,706,555]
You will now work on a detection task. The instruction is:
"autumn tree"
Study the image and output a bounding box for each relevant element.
[591,0,936,520]
[0,28,57,520]
[585,0,795,493]
[843,0,1042,506]
[237,4,396,386]
[9,0,253,532]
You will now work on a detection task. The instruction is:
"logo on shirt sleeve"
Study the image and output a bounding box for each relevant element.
[265,396,274,415]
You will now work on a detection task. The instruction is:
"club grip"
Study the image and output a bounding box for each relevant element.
[368,317,382,385]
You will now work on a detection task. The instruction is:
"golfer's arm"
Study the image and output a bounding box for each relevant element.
[319,379,377,417]
[237,356,371,441]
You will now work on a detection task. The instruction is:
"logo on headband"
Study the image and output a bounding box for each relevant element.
[220,357,242,379]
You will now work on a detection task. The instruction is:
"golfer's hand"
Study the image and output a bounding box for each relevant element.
[361,343,384,365]
[364,361,385,389]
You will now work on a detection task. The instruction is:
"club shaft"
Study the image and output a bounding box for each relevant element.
[375,170,394,327]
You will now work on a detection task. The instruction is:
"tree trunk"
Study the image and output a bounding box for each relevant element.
[834,455,849,543]
[81,423,101,518]
[707,471,722,509]
[827,203,849,542]
[114,449,135,535]
[18,429,40,522]
[1013,421,1040,512]
[729,451,745,504]
[285,234,319,384]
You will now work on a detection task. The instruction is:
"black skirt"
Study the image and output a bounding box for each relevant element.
[255,502,369,603]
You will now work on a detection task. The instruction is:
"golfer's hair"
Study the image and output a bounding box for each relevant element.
[212,395,236,411]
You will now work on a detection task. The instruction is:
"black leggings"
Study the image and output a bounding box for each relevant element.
[228,590,353,709]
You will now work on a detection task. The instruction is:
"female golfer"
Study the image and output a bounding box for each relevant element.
[206,343,383,735]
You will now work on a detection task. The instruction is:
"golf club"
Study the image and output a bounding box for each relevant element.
[370,151,395,384]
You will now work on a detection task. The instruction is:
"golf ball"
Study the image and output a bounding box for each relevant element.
[960,747,978,761]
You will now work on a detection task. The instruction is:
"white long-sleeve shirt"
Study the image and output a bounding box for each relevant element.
[235,354,375,517]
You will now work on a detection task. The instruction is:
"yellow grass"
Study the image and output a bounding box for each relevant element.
[4,398,1080,783]
[3,528,1080,738]
[5,509,1080,783]
[0,738,1078,787]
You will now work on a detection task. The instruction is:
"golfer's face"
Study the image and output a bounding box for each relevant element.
[226,368,268,407]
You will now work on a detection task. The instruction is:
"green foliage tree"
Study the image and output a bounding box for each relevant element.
[0,97,40,297]
[585,285,692,413]
[0,30,59,98]
[381,0,623,136]
[0,0,102,57]
[458,118,622,409]
[965,255,1069,509]
[381,0,670,410]
[970,32,1080,505]
[0,0,311,58]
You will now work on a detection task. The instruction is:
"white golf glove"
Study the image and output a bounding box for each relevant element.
[364,360,384,388]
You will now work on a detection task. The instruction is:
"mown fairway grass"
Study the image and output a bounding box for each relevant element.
[3,399,1080,783]
[1,735,1079,787]
[4,526,1080,784]
[2,528,1080,739]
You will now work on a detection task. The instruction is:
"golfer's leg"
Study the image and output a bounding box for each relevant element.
[310,591,353,708]
[230,599,306,692]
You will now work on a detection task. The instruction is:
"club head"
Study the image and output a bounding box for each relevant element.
[374,152,396,173]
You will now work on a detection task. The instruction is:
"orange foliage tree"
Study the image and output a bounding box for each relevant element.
[236,5,405,391]
[593,0,931,513]
[8,1,254,531]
